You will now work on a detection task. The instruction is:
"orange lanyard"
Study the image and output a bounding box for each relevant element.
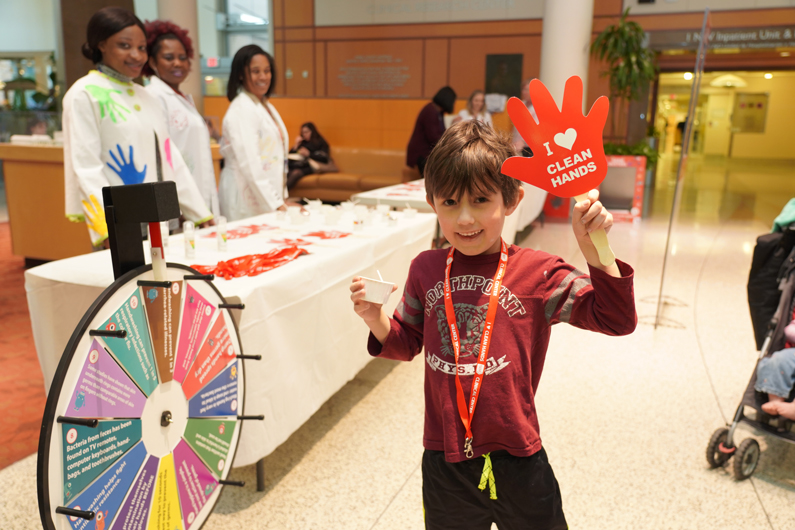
[443,240,508,458]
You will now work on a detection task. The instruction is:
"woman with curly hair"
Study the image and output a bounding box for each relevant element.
[144,19,218,215]
[62,7,212,247]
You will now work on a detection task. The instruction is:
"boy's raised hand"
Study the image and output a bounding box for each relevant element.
[572,190,619,276]
[350,277,398,344]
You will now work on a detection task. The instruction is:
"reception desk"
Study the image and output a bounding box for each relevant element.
[0,143,222,261]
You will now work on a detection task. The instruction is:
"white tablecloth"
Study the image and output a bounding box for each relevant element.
[25,210,436,467]
[352,180,547,243]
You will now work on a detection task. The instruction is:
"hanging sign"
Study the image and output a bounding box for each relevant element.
[66,441,147,530]
[143,282,183,383]
[501,75,615,266]
[183,419,236,478]
[181,315,236,400]
[173,284,216,383]
[147,453,184,530]
[66,339,147,418]
[62,419,142,503]
[110,455,159,530]
[187,362,239,418]
[173,440,219,528]
[100,290,158,396]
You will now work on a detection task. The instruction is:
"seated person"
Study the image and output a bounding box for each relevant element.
[756,319,795,420]
[287,122,336,190]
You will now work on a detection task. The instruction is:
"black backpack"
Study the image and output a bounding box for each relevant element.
[747,226,795,350]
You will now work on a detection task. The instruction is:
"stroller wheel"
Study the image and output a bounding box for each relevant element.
[706,427,732,468]
[732,438,761,480]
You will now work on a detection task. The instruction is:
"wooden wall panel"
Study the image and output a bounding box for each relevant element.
[273,43,285,96]
[316,19,543,41]
[285,42,315,96]
[423,39,449,98]
[285,28,314,41]
[285,0,314,27]
[273,0,284,28]
[326,40,424,98]
[593,0,623,17]
[448,36,542,101]
[315,42,326,96]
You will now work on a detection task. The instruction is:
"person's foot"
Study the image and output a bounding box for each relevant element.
[762,400,795,421]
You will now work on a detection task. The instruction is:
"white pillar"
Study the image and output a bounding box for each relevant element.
[157,0,204,113]
[539,0,594,110]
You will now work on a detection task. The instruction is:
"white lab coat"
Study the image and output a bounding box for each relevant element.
[146,75,218,215]
[219,91,288,221]
[63,70,213,245]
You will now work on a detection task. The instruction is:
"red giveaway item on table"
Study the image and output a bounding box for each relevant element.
[203,223,276,240]
[191,245,309,279]
[500,76,615,266]
[269,237,312,246]
[303,230,351,240]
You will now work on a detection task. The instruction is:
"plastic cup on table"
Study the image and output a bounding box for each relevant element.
[288,206,307,225]
[325,208,342,226]
[360,276,396,305]
[341,201,355,212]
[403,203,417,219]
[376,204,390,215]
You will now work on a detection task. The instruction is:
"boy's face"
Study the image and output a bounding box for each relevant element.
[427,187,523,256]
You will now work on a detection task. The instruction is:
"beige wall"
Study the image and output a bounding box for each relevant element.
[731,73,795,159]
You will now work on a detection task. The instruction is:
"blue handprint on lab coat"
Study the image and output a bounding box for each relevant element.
[107,144,147,185]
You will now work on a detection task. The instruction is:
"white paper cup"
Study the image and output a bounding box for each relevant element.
[341,201,355,212]
[325,209,341,225]
[376,204,390,214]
[403,207,417,219]
[288,207,306,225]
[361,276,395,305]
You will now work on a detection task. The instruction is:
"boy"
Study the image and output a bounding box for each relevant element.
[350,120,637,529]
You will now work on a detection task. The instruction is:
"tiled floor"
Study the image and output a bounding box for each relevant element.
[0,222,46,470]
[2,154,795,528]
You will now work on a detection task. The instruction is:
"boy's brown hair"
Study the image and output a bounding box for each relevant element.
[424,120,521,207]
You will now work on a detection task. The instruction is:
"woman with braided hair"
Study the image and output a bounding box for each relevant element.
[144,19,219,215]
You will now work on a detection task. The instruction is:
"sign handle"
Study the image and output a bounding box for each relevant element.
[575,194,616,267]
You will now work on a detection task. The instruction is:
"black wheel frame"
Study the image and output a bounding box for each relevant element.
[706,427,732,468]
[36,263,246,530]
[732,438,761,480]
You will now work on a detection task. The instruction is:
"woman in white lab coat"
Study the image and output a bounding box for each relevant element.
[219,45,289,221]
[144,20,218,215]
[62,7,212,247]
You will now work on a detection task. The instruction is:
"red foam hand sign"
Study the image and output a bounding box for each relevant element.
[501,76,609,198]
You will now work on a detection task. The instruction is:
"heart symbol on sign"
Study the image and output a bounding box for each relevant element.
[554,128,577,150]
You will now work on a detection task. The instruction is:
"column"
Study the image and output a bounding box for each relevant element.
[157,0,203,113]
[539,0,594,110]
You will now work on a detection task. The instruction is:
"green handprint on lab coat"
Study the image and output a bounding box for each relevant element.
[85,85,131,123]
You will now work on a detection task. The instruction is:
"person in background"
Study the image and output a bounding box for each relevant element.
[287,122,336,190]
[512,78,538,156]
[406,86,456,177]
[453,90,492,126]
[62,7,212,248]
[144,19,218,216]
[219,45,290,221]
[27,116,49,136]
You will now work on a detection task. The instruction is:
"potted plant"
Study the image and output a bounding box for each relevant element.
[590,7,657,139]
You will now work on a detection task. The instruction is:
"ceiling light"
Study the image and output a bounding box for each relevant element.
[765,73,773,79]
[710,74,747,88]
[240,13,265,24]
[782,52,791,57]
[684,72,693,80]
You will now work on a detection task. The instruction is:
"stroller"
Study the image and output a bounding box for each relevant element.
[706,225,795,479]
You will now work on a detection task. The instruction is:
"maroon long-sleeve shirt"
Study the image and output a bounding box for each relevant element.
[368,245,637,462]
[406,102,445,167]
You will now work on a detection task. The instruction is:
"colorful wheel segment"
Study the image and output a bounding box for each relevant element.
[38,263,248,530]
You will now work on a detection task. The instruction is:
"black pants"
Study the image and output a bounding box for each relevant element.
[422,448,567,530]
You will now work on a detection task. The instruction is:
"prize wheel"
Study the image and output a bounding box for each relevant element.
[38,262,252,530]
